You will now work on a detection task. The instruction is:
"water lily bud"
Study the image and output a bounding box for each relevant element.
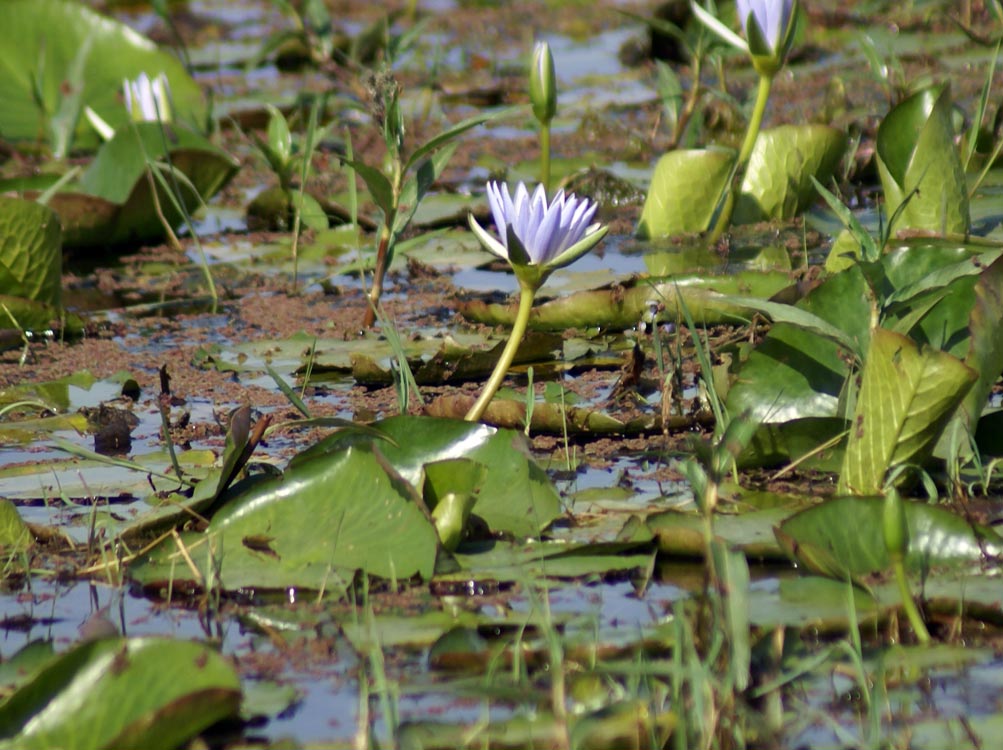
[736,0,798,77]
[882,489,909,563]
[530,41,557,126]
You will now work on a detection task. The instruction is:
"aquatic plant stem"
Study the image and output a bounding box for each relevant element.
[708,73,773,241]
[465,280,537,422]
[893,558,931,644]
[540,123,551,192]
[738,74,773,166]
[363,226,393,328]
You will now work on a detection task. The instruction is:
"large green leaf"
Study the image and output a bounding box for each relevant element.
[46,123,239,247]
[839,327,976,495]
[0,0,204,153]
[635,148,735,238]
[876,83,969,235]
[956,254,1003,432]
[726,266,870,424]
[0,637,240,750]
[372,416,562,538]
[734,125,847,223]
[0,198,63,332]
[0,197,61,309]
[0,499,31,555]
[777,496,1003,577]
[160,443,438,588]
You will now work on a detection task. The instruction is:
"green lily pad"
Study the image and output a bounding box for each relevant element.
[734,124,847,223]
[132,442,440,590]
[371,416,562,538]
[0,0,204,154]
[777,496,1003,577]
[47,123,239,247]
[636,148,736,238]
[0,637,240,750]
[459,271,795,331]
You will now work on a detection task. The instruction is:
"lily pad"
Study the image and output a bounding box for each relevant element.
[777,496,1003,577]
[734,124,847,224]
[0,0,204,154]
[460,271,796,331]
[48,123,239,247]
[132,442,440,590]
[636,148,735,238]
[0,637,240,750]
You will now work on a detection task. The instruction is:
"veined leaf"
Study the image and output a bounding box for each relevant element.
[839,327,976,495]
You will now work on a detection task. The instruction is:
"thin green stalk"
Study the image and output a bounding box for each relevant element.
[893,558,931,644]
[540,123,551,192]
[465,281,536,421]
[737,74,772,165]
[290,100,321,294]
[708,73,773,241]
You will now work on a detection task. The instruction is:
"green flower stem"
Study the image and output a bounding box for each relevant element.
[737,74,773,166]
[708,73,773,241]
[893,557,932,644]
[540,123,552,193]
[465,279,537,422]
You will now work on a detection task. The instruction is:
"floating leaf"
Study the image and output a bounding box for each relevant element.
[460,271,795,331]
[777,496,1003,577]
[0,637,240,750]
[134,443,439,589]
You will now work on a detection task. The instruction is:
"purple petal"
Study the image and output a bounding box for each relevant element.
[486,182,510,247]
[532,197,563,263]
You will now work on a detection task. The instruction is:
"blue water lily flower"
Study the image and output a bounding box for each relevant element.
[464,181,608,422]
[469,182,607,284]
[691,0,797,77]
[124,73,172,123]
[737,0,794,55]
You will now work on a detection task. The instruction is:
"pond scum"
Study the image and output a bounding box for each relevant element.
[1,0,1003,747]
